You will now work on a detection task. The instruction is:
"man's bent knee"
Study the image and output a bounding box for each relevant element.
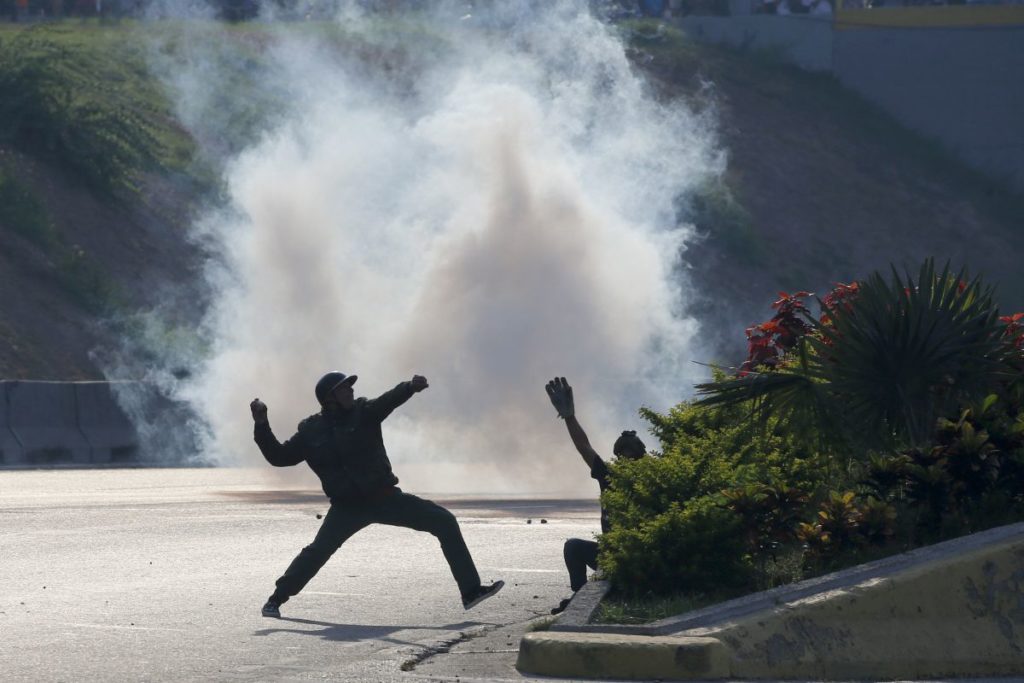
[564,538,591,558]
[427,507,460,538]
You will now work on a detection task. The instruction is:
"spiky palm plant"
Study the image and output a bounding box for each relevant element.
[698,259,1010,450]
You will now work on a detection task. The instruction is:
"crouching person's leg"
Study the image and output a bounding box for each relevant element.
[563,537,599,592]
[551,537,600,614]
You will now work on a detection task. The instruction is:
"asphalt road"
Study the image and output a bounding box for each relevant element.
[1,467,598,682]
[4,469,1017,683]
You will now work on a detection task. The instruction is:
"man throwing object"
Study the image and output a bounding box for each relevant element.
[251,371,503,617]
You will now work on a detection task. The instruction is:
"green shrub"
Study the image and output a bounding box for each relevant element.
[861,393,1024,545]
[599,260,1024,603]
[0,27,176,195]
[688,176,764,266]
[600,496,752,596]
[0,164,54,246]
[598,396,833,595]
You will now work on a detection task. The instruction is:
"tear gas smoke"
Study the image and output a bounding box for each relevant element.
[137,2,723,494]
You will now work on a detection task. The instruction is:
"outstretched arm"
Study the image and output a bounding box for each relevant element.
[250,398,306,467]
[365,374,429,421]
[545,377,601,470]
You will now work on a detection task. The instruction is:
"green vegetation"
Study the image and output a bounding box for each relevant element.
[0,24,196,196]
[0,162,54,245]
[599,259,1024,603]
[143,22,289,163]
[703,261,1010,448]
[0,158,118,313]
[56,244,121,313]
[600,391,831,597]
[594,590,709,625]
[688,175,763,265]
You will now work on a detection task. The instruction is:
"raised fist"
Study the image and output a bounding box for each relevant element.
[250,398,268,424]
[411,375,429,392]
[545,377,575,419]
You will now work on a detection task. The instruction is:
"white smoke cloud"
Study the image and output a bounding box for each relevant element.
[151,1,723,494]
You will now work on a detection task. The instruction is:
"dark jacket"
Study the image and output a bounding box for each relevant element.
[254,381,416,503]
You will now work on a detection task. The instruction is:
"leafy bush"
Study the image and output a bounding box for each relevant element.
[598,395,833,595]
[862,393,1024,544]
[600,497,752,596]
[599,259,1024,602]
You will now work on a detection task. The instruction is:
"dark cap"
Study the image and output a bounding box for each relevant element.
[315,371,357,405]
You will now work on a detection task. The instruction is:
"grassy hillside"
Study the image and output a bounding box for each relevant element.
[0,18,1021,378]
[0,22,204,378]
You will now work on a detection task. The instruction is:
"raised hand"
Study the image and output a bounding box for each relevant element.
[250,398,268,424]
[544,376,575,419]
[411,375,429,393]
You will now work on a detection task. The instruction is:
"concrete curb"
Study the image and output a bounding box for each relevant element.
[517,632,729,680]
[550,580,611,630]
[517,521,1024,680]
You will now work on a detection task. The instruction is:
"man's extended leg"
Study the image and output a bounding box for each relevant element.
[372,491,483,597]
[266,504,370,611]
[563,537,599,592]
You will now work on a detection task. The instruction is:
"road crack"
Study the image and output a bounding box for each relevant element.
[399,626,493,672]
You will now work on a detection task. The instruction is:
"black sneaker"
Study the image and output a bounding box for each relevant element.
[261,600,281,618]
[461,580,504,610]
[550,597,572,615]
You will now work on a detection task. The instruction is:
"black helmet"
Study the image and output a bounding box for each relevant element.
[315,371,357,405]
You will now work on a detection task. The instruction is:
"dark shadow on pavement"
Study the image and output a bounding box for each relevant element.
[254,617,495,644]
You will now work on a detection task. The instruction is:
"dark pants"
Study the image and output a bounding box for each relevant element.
[564,538,599,592]
[270,491,481,604]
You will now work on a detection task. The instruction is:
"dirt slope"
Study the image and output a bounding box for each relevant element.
[631,32,1024,361]
[0,146,203,379]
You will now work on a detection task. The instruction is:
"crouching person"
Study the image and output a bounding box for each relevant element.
[544,376,647,614]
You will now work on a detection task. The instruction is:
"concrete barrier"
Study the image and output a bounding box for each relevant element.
[712,521,1024,679]
[75,382,140,464]
[0,380,198,468]
[680,15,834,72]
[517,633,729,680]
[5,381,91,465]
[518,521,1024,680]
[0,382,26,465]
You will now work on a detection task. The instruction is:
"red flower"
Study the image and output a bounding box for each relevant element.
[740,292,819,374]
[1001,312,1024,349]
[821,281,860,328]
